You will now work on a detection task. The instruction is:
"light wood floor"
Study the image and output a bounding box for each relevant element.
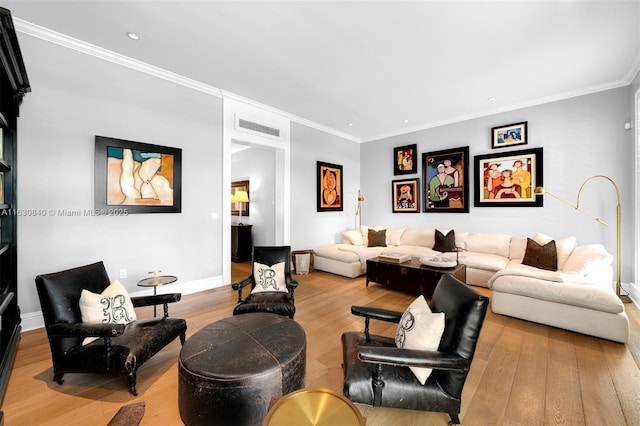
[3,263,640,425]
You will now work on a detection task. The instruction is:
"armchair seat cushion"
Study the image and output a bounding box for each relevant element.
[233,292,295,318]
[53,317,187,374]
[342,332,459,412]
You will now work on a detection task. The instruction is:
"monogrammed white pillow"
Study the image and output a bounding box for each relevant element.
[251,261,288,293]
[79,279,137,345]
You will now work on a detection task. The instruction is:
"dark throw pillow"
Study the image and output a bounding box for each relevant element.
[522,238,558,271]
[368,229,387,247]
[433,230,456,252]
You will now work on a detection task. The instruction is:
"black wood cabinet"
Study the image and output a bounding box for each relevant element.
[231,224,253,262]
[0,7,30,411]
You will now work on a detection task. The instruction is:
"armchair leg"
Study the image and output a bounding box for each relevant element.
[372,364,384,407]
[180,331,186,345]
[53,372,64,385]
[128,372,138,396]
[449,413,461,425]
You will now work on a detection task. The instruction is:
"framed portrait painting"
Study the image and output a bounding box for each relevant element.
[317,161,343,212]
[492,121,527,149]
[95,136,182,214]
[392,178,420,213]
[474,147,543,207]
[422,146,469,213]
[393,144,418,175]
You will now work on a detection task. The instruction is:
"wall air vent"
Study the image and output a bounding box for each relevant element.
[237,118,281,138]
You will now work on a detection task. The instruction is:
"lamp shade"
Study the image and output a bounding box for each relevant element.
[234,190,249,203]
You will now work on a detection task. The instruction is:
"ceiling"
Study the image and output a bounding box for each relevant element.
[3,0,639,142]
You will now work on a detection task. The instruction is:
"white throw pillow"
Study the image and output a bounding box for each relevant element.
[562,244,613,275]
[386,228,406,246]
[79,279,137,345]
[395,295,445,385]
[534,233,576,269]
[251,261,288,293]
[342,229,364,246]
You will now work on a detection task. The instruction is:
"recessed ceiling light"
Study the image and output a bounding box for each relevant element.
[126,32,140,41]
[487,96,496,102]
[348,123,353,127]
[403,119,409,123]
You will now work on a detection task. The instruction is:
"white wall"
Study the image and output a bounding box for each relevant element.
[231,146,276,245]
[16,33,223,317]
[290,123,361,250]
[361,87,635,282]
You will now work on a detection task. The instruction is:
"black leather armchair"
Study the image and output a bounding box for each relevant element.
[232,246,298,319]
[35,261,187,396]
[342,274,489,425]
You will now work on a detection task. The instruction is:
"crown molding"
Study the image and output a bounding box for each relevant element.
[13,18,361,143]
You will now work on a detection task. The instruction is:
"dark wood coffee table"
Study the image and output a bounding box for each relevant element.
[366,256,466,298]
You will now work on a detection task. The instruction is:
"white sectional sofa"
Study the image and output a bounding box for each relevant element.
[313,226,629,343]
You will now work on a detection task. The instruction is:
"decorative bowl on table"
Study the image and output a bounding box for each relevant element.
[419,256,457,268]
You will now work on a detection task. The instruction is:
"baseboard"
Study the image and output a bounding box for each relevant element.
[21,275,226,332]
[626,281,640,308]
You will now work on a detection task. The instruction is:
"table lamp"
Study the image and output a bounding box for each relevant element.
[232,190,249,225]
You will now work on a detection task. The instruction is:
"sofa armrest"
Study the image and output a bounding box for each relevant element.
[351,305,403,324]
[131,293,181,308]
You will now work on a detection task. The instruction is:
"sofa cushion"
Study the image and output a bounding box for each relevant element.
[522,238,558,271]
[460,232,511,258]
[455,252,510,272]
[314,244,362,263]
[395,295,445,385]
[534,233,576,269]
[433,230,456,252]
[342,229,364,246]
[400,228,435,248]
[386,228,406,246]
[491,274,624,314]
[509,236,528,260]
[562,244,613,275]
[368,229,387,247]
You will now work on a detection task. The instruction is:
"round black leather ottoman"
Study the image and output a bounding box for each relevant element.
[178,313,306,426]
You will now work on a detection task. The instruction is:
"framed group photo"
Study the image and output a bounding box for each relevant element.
[474,147,543,207]
[392,178,420,213]
[393,144,418,175]
[317,161,343,212]
[422,146,469,213]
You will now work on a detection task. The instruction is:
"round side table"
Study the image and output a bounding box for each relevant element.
[137,275,177,316]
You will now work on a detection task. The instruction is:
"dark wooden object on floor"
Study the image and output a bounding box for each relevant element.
[107,402,146,426]
[231,224,253,262]
[366,257,466,298]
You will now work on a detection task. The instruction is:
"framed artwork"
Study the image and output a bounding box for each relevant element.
[422,146,469,213]
[317,161,343,212]
[392,178,420,213]
[95,136,182,214]
[231,180,250,217]
[492,121,527,149]
[474,147,543,207]
[393,144,418,175]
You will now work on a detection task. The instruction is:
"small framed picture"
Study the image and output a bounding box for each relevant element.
[491,121,527,149]
[317,161,343,212]
[392,178,420,213]
[474,147,543,207]
[393,144,418,175]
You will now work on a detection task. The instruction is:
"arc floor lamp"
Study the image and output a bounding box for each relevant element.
[534,175,630,303]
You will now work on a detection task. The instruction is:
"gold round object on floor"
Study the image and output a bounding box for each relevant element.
[264,388,366,426]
